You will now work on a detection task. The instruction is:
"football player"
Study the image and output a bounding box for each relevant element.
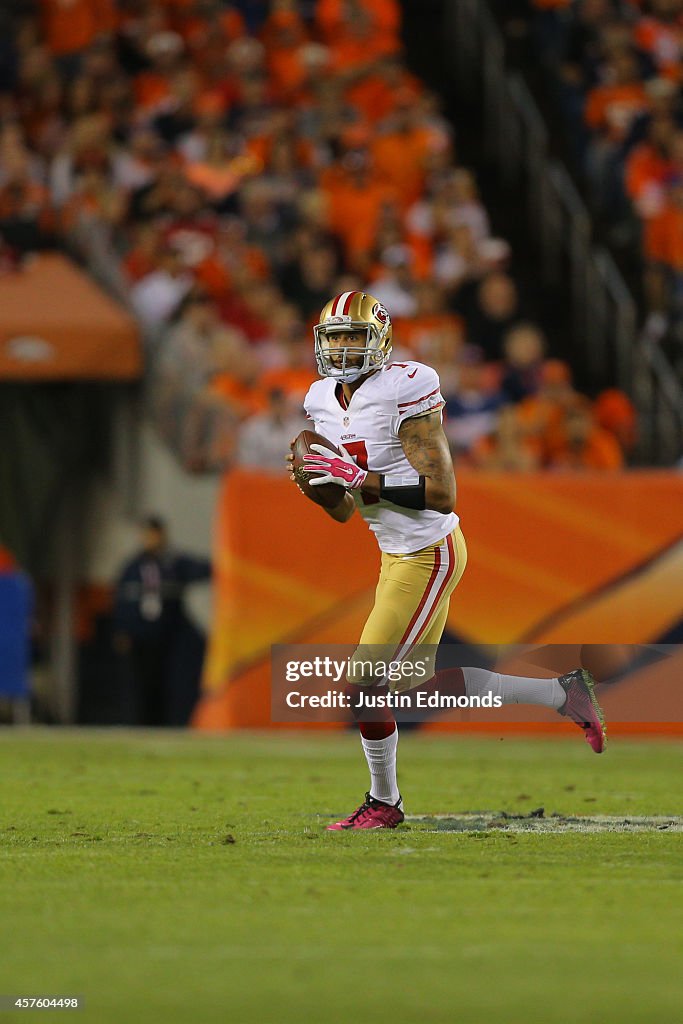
[287,291,607,830]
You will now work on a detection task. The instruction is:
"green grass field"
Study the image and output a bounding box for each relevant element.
[0,729,681,1023]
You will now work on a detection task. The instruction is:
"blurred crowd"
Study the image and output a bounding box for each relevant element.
[0,0,637,472]
[520,0,683,353]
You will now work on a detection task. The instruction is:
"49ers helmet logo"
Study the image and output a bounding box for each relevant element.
[372,302,390,325]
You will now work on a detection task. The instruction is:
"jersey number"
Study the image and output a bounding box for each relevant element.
[341,441,379,505]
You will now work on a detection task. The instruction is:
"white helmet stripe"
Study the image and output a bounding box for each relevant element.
[332,291,353,316]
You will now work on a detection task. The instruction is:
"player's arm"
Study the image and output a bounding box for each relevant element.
[396,411,456,513]
[322,491,355,523]
[285,444,356,523]
[351,411,455,514]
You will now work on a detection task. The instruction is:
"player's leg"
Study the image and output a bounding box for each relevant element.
[398,525,606,751]
[396,662,606,753]
[400,522,565,707]
[405,661,606,755]
[328,530,465,830]
[410,663,566,711]
[460,666,606,751]
[354,526,465,792]
[326,554,402,829]
[353,527,466,682]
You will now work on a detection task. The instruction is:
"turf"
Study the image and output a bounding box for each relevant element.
[0,730,681,1024]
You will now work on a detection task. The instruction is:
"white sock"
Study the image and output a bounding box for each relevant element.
[463,667,565,710]
[361,727,400,806]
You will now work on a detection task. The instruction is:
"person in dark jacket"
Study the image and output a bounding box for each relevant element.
[113,516,211,726]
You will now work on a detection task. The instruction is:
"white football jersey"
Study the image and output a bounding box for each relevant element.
[303,361,459,554]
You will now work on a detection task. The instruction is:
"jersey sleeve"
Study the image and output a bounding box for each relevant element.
[393,363,445,430]
[303,381,323,430]
[302,384,316,422]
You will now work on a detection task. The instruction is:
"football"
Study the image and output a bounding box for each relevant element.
[292,430,346,508]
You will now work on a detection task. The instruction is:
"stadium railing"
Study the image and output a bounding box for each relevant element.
[635,332,683,466]
[444,0,680,465]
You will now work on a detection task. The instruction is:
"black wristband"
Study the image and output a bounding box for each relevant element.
[379,475,426,510]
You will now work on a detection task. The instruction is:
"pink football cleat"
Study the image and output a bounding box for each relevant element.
[558,669,607,753]
[327,793,405,830]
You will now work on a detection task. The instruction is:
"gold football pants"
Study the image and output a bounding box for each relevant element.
[349,526,467,691]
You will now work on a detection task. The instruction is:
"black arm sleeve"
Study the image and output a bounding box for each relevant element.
[379,475,426,510]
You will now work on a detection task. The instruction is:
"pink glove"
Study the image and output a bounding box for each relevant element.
[303,443,368,490]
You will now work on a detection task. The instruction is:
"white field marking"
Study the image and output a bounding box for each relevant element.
[406,813,683,833]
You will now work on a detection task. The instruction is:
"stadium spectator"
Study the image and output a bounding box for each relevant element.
[237,387,307,470]
[442,346,505,458]
[49,112,114,210]
[633,0,683,81]
[407,169,491,271]
[153,292,229,401]
[516,359,578,465]
[644,173,683,311]
[585,49,650,215]
[625,115,678,219]
[392,280,466,370]
[0,0,619,476]
[40,0,117,67]
[546,396,625,470]
[151,292,248,470]
[316,0,402,71]
[256,302,317,384]
[465,272,521,359]
[523,0,683,331]
[0,129,54,252]
[594,387,638,457]
[131,248,193,328]
[206,327,266,422]
[278,243,340,321]
[558,0,613,91]
[500,322,547,404]
[321,145,397,272]
[184,130,262,211]
[470,405,541,471]
[369,246,418,318]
